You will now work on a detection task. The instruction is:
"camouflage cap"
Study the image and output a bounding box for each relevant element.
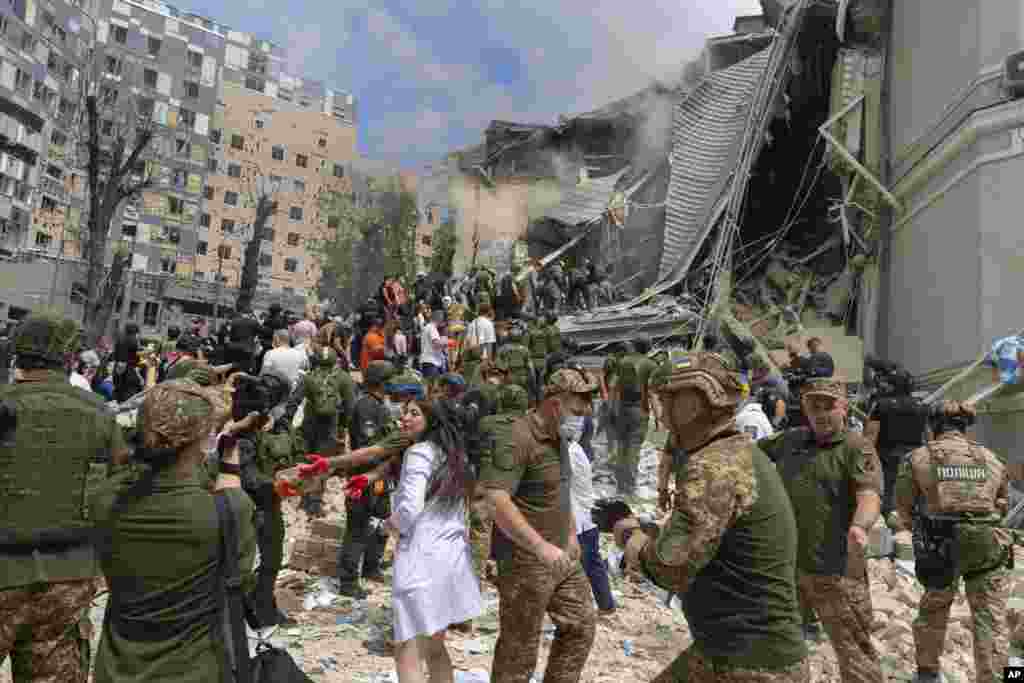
[936,400,976,419]
[497,384,529,413]
[802,377,846,400]
[141,380,228,450]
[545,368,599,397]
[13,311,82,363]
[364,360,396,386]
[650,351,745,409]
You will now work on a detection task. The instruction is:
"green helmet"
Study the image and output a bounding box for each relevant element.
[496,384,529,413]
[365,360,396,387]
[13,311,82,365]
[310,346,338,368]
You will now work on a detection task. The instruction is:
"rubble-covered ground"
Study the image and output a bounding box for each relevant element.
[5,425,1024,682]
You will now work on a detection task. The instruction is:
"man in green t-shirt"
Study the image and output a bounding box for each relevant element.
[618,350,808,682]
[758,377,883,683]
[606,335,659,496]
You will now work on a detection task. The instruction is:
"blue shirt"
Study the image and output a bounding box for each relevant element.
[986,335,1024,384]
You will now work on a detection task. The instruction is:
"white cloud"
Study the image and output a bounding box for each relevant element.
[346,0,766,164]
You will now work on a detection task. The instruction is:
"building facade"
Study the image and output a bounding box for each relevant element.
[0,0,357,336]
[879,0,1024,455]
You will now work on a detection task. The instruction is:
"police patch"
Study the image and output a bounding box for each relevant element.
[935,465,988,482]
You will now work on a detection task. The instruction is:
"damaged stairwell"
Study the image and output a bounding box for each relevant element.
[558,0,886,370]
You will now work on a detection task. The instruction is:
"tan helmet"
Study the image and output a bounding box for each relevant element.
[651,351,745,409]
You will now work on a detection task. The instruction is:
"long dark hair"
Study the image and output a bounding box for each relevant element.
[414,399,469,509]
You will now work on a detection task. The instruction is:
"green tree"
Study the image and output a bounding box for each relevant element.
[312,173,418,309]
[430,217,458,276]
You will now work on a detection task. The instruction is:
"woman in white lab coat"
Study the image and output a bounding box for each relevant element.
[385,400,483,683]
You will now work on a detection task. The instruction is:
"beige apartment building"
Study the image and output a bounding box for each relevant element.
[194,82,356,301]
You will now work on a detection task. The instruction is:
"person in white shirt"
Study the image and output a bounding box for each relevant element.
[419,310,447,379]
[735,391,775,441]
[291,319,317,357]
[261,329,308,389]
[70,350,100,392]
[464,304,496,360]
[564,415,617,614]
[393,326,408,358]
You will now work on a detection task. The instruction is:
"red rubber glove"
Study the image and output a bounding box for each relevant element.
[345,475,369,500]
[274,480,301,498]
[298,454,329,479]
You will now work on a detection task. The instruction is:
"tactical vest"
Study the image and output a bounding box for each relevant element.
[928,440,998,515]
[925,438,1007,575]
[877,397,928,447]
[0,381,115,550]
[546,327,562,355]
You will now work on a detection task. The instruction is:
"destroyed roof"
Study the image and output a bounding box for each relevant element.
[452,144,486,172]
[564,84,677,125]
[543,168,629,227]
[659,47,772,281]
[558,296,696,347]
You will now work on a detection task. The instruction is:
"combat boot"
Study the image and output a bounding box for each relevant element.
[913,669,942,683]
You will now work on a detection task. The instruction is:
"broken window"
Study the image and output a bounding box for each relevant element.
[284,257,297,272]
[295,154,308,168]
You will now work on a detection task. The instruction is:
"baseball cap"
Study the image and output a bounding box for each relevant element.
[545,368,599,397]
[802,377,846,400]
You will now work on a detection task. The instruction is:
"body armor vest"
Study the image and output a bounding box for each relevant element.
[929,440,999,516]
[528,330,548,358]
[0,382,113,550]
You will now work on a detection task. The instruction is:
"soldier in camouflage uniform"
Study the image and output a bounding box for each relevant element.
[758,378,883,683]
[476,369,598,683]
[617,350,809,682]
[0,312,129,682]
[890,401,1012,683]
[526,317,550,398]
[495,321,535,401]
[293,347,356,518]
[606,335,659,496]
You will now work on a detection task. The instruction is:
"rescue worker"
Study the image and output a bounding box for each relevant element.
[616,349,810,682]
[0,312,129,682]
[295,346,356,518]
[336,360,396,598]
[890,401,1012,683]
[495,320,535,400]
[526,316,550,398]
[864,366,928,518]
[758,378,884,683]
[476,369,598,682]
[607,335,659,496]
[597,342,633,456]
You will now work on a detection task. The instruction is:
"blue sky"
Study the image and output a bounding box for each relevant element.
[190,0,764,172]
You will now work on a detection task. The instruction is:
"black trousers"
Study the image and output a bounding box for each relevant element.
[250,494,285,620]
[880,444,916,518]
[337,494,387,584]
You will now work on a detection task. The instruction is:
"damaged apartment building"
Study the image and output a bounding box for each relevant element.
[450,0,1024,452]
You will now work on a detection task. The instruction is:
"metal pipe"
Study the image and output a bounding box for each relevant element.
[818,125,902,211]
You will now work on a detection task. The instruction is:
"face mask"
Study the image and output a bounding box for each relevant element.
[559,415,586,444]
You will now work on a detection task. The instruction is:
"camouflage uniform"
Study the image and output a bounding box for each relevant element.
[623,352,808,682]
[758,378,883,683]
[607,351,658,496]
[0,313,126,683]
[477,370,599,683]
[890,414,1012,683]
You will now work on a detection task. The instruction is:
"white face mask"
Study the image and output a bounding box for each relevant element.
[559,416,586,444]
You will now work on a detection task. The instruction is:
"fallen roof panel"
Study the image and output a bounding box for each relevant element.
[557,298,697,346]
[659,48,772,281]
[543,168,629,227]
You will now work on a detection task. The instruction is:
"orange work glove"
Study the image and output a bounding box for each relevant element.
[345,475,369,500]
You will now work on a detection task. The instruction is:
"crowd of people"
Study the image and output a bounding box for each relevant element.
[0,284,1018,683]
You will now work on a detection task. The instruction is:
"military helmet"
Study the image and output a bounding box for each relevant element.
[365,360,396,387]
[13,311,82,365]
[496,384,529,413]
[310,346,338,368]
[651,351,745,409]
